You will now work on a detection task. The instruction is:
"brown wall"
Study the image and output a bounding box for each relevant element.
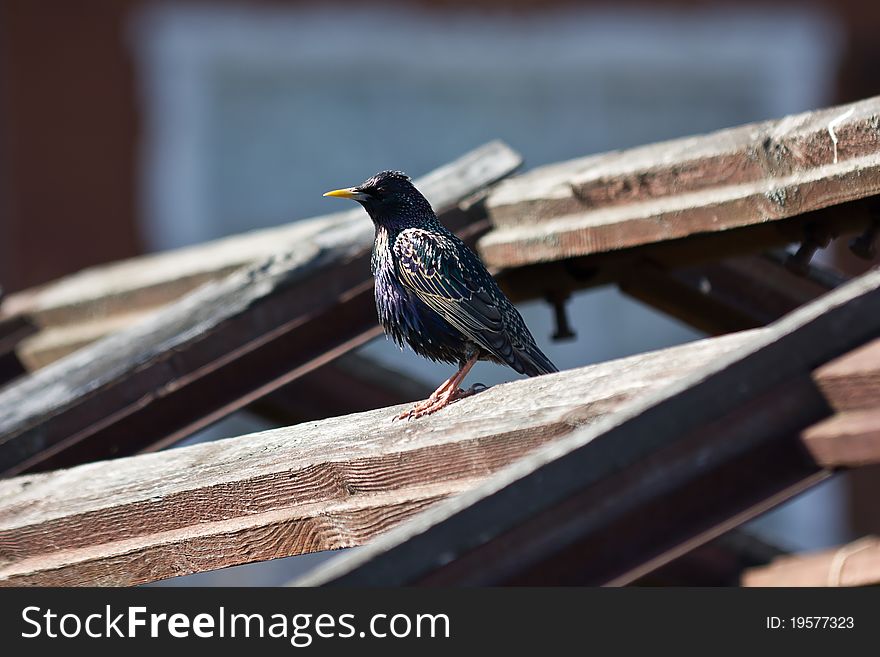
[0,0,143,293]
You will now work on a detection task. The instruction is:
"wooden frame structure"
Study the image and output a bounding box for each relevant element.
[2,96,880,587]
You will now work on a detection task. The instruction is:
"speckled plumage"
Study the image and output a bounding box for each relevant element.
[337,170,558,378]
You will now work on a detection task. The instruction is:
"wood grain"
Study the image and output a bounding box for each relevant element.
[813,337,880,412]
[742,536,880,587]
[480,96,880,267]
[0,481,475,587]
[802,409,880,467]
[0,331,755,586]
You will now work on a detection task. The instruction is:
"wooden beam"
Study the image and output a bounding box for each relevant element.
[480,96,880,268]
[813,337,880,412]
[802,409,880,468]
[296,269,880,587]
[0,211,351,329]
[0,332,754,586]
[742,536,880,587]
[494,198,873,307]
[619,253,841,335]
[0,142,520,476]
[15,310,154,371]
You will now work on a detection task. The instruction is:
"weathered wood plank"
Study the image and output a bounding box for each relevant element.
[480,96,880,268]
[0,142,521,476]
[296,269,880,587]
[742,536,880,587]
[813,337,880,412]
[0,332,755,586]
[0,215,348,329]
[0,481,475,587]
[801,409,880,468]
[15,311,155,370]
[6,290,433,424]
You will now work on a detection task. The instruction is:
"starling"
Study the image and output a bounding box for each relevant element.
[324,170,557,419]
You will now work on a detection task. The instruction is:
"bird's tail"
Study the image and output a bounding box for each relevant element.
[513,344,558,377]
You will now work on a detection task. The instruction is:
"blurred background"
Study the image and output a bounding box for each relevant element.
[1,0,879,584]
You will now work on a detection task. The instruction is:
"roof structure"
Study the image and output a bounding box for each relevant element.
[1,97,880,587]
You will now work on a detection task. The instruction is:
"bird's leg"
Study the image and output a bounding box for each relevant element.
[396,354,480,420]
[395,368,462,421]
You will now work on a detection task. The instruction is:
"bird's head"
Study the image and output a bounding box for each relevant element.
[323,170,434,228]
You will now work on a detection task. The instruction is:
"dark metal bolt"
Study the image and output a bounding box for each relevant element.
[547,292,576,341]
[786,224,834,275]
[849,221,880,260]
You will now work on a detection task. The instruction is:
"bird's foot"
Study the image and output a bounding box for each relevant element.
[394,383,487,421]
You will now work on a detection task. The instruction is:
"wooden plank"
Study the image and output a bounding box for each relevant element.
[802,409,880,467]
[6,296,433,424]
[742,536,880,587]
[0,481,475,587]
[619,253,841,335]
[0,216,345,328]
[0,142,520,476]
[15,310,154,370]
[480,96,880,268]
[296,269,880,587]
[813,337,880,412]
[4,295,433,424]
[0,332,754,586]
[495,199,874,305]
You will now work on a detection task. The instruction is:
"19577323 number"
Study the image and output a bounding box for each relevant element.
[766,617,854,629]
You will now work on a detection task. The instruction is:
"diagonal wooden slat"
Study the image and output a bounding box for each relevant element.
[295,269,880,587]
[0,332,754,586]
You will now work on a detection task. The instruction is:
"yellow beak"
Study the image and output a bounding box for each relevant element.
[323,187,366,200]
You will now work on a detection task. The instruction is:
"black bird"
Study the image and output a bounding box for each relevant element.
[324,170,557,419]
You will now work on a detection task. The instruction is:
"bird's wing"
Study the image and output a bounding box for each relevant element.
[393,228,518,364]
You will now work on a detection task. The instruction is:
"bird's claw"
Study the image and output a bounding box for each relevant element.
[393,384,485,421]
